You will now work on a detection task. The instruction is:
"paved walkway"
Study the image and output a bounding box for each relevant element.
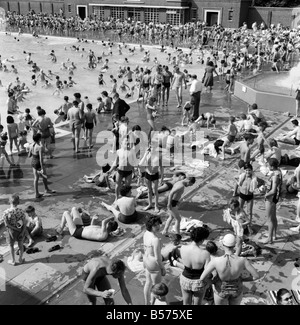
[1,78,300,305]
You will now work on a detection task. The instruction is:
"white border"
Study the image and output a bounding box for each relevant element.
[204,9,221,26]
[77,5,88,18]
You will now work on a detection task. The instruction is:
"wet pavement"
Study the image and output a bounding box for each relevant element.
[0,34,300,306]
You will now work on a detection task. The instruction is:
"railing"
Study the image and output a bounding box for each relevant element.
[238,71,296,97]
[5,25,199,48]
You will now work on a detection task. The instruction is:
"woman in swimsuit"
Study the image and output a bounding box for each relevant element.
[145,96,157,140]
[143,216,166,305]
[28,133,55,198]
[179,226,210,305]
[263,158,282,244]
[199,233,259,305]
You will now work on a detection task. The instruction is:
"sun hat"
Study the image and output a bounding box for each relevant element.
[222,233,236,247]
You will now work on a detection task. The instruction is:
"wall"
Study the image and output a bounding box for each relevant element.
[247,6,294,28]
[1,0,298,28]
[234,80,295,114]
[0,1,64,15]
[192,0,252,28]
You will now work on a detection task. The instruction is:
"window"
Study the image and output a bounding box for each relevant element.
[128,8,140,21]
[111,7,124,20]
[191,8,197,21]
[144,8,159,24]
[228,10,233,21]
[92,6,104,20]
[68,4,72,14]
[166,9,183,26]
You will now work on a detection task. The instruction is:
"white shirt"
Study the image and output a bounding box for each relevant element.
[189,79,202,95]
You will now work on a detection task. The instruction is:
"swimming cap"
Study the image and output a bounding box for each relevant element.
[222,234,236,247]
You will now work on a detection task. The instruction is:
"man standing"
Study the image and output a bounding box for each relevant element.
[189,74,202,120]
[32,108,54,159]
[3,193,27,265]
[162,66,173,107]
[82,256,133,305]
[112,92,130,121]
[67,101,84,153]
[74,92,85,138]
[55,95,72,122]
[162,176,196,236]
[171,66,187,108]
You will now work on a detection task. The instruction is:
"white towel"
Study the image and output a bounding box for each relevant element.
[201,143,218,158]
[180,218,204,231]
[127,252,144,273]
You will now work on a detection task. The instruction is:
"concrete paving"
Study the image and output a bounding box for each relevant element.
[1,51,300,305]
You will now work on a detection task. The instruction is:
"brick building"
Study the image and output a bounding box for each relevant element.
[1,0,300,28]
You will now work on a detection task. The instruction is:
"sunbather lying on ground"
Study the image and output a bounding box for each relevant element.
[136,171,186,199]
[56,207,118,241]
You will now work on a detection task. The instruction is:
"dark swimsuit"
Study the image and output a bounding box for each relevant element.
[171,200,179,207]
[118,169,133,178]
[85,122,94,129]
[180,265,205,292]
[145,172,159,181]
[182,266,204,279]
[239,192,253,202]
[72,225,84,239]
[213,254,243,299]
[31,144,41,170]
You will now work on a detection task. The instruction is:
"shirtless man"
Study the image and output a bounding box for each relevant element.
[162,177,196,236]
[67,101,83,153]
[277,119,300,147]
[236,163,257,232]
[107,137,138,201]
[161,66,173,107]
[136,171,186,199]
[171,66,187,108]
[101,185,138,224]
[57,207,118,241]
[140,146,161,212]
[199,233,259,305]
[82,256,132,305]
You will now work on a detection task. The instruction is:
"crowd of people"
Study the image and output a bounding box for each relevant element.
[1,12,300,306]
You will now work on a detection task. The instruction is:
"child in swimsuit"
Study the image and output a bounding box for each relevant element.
[220,116,238,160]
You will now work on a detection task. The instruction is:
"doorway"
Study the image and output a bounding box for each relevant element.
[204,10,220,26]
[77,5,87,20]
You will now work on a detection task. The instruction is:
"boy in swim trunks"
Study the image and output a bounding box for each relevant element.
[136,172,186,199]
[101,185,138,224]
[220,116,238,160]
[57,207,118,242]
[233,134,255,196]
[162,177,196,236]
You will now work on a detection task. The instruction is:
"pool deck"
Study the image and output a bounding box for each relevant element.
[0,33,300,306]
